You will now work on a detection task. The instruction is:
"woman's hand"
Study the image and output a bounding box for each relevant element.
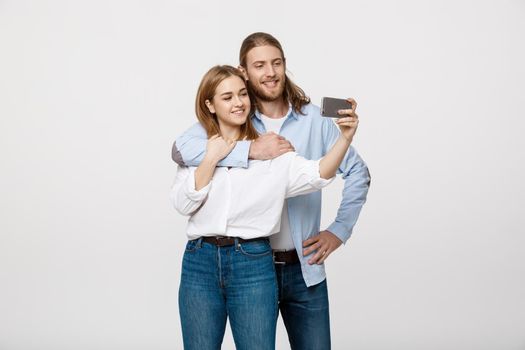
[204,134,237,163]
[336,115,359,142]
[318,98,359,179]
[336,98,359,142]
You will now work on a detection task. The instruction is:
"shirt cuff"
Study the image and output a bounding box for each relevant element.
[326,222,352,244]
[309,160,335,189]
[184,169,212,201]
[217,140,250,168]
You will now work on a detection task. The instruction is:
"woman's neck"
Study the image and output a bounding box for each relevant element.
[218,123,241,141]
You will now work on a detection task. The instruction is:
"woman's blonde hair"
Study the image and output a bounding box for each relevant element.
[239,32,310,115]
[195,65,258,141]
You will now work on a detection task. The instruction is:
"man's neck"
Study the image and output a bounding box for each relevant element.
[257,98,289,119]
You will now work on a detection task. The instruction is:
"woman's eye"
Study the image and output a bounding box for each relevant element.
[223,97,232,101]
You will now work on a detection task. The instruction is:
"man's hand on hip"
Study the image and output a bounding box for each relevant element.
[249,132,295,160]
[302,230,343,265]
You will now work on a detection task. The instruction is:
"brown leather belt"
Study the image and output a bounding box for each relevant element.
[200,236,269,247]
[273,249,300,265]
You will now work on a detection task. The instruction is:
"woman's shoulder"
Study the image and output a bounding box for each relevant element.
[273,151,298,163]
[246,152,297,170]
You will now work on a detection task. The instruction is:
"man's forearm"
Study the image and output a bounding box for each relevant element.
[328,160,370,243]
[173,127,251,168]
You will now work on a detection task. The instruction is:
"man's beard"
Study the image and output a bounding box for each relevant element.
[249,79,285,103]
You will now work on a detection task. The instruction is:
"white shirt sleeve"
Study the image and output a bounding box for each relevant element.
[285,154,334,198]
[170,166,211,215]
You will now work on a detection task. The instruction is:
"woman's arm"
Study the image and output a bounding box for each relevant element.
[318,115,359,179]
[170,166,209,216]
[170,135,236,215]
[285,113,359,198]
[194,135,236,190]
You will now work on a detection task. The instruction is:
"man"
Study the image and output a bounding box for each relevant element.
[172,32,370,349]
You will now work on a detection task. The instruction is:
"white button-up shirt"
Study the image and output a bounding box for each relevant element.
[171,152,333,240]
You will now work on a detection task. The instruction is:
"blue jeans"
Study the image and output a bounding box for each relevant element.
[276,261,331,350]
[178,238,278,350]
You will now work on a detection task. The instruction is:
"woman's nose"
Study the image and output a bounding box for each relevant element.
[233,95,244,106]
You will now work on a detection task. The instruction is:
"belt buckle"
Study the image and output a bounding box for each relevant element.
[273,250,286,265]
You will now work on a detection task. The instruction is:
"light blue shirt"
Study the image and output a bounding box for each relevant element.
[172,103,370,286]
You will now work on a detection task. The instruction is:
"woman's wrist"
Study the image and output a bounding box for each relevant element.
[339,134,353,144]
[203,152,221,166]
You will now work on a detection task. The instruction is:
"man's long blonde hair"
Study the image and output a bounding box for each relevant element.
[239,32,310,115]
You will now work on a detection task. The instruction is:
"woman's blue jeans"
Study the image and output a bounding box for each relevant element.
[178,238,278,350]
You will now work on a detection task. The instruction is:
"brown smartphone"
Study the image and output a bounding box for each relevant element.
[321,97,353,118]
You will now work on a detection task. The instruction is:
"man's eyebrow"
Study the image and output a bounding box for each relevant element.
[252,58,282,64]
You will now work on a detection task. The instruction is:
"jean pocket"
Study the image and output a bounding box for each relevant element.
[185,240,199,253]
[239,240,271,257]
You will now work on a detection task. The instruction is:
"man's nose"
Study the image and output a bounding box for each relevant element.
[265,65,276,77]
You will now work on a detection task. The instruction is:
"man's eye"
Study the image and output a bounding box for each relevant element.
[274,61,281,66]
[255,65,263,69]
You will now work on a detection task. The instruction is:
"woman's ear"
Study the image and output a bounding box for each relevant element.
[205,99,215,114]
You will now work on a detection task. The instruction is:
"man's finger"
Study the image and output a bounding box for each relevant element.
[274,149,288,157]
[317,249,332,265]
[303,236,319,247]
[308,249,325,265]
[303,241,322,256]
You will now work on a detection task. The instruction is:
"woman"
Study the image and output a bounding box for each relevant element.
[171,65,358,350]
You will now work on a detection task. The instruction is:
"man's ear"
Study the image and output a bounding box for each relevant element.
[205,99,215,114]
[238,65,249,81]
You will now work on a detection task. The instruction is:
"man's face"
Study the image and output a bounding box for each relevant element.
[243,45,286,102]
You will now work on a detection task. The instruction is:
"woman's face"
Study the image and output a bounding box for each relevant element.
[206,75,251,129]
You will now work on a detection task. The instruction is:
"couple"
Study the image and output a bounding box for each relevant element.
[171,32,370,350]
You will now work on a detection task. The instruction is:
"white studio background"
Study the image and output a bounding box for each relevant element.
[1,0,524,349]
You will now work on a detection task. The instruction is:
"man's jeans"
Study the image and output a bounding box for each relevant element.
[179,238,278,350]
[276,261,331,350]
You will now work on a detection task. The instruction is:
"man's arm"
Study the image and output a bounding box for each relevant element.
[172,123,295,168]
[172,123,250,168]
[303,100,371,264]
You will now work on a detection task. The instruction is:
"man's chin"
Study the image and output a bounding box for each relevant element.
[251,84,284,102]
[256,90,283,102]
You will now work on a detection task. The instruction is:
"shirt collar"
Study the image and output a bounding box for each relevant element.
[253,103,297,121]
